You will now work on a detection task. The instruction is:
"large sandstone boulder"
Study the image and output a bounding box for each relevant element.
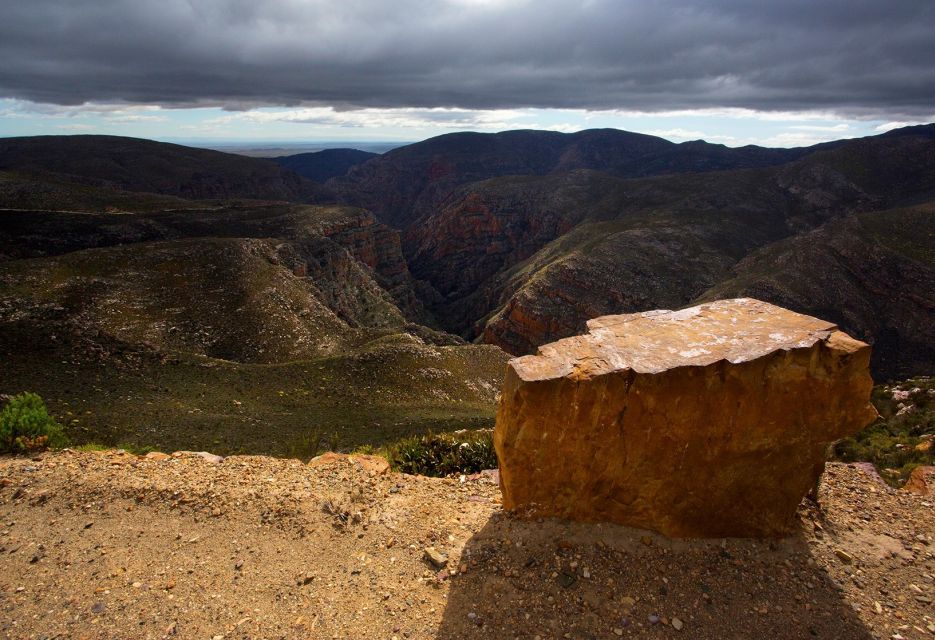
[494,298,877,537]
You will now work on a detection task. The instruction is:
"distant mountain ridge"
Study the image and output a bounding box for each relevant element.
[0,135,328,202]
[326,127,829,228]
[272,148,378,182]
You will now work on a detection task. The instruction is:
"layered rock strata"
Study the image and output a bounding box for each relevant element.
[494,298,877,537]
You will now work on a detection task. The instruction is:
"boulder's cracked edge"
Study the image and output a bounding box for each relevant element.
[510,298,855,381]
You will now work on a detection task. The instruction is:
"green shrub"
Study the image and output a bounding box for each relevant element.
[385,430,496,477]
[0,392,68,454]
[832,377,934,487]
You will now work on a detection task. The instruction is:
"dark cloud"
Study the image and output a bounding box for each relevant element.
[1,0,933,117]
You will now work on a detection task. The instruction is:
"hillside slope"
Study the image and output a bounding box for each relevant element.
[0,201,506,451]
[699,205,935,379]
[0,321,507,454]
[0,135,327,202]
[0,203,428,322]
[0,170,217,213]
[0,237,388,363]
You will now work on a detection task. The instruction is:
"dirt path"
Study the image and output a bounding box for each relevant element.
[0,451,932,639]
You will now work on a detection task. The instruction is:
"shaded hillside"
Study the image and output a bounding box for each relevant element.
[273,148,378,182]
[328,128,814,228]
[699,204,935,379]
[0,170,215,212]
[0,320,507,454]
[0,135,328,202]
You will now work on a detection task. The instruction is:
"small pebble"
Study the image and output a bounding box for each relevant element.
[834,549,854,564]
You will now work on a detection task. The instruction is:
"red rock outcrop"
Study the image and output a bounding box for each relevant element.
[317,211,425,320]
[902,465,935,496]
[494,298,877,538]
[309,451,391,476]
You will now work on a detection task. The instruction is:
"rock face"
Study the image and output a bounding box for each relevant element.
[902,466,935,496]
[494,298,877,537]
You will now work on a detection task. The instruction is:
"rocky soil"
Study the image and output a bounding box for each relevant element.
[1,452,932,639]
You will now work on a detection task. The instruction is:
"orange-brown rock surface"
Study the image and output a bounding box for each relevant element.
[309,451,391,476]
[494,298,878,537]
[902,465,935,495]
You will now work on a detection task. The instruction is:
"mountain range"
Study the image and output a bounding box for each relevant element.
[324,124,934,378]
[1,125,933,450]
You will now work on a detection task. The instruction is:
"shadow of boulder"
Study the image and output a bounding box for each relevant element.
[437,512,874,639]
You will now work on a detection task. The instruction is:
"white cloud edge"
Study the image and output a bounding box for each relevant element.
[2,98,933,148]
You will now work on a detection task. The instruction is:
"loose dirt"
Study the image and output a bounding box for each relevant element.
[0,451,932,639]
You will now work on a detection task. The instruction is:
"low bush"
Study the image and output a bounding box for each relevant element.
[833,377,934,487]
[384,430,496,477]
[73,442,158,455]
[0,392,69,454]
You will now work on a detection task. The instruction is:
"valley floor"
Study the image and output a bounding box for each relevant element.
[0,453,932,640]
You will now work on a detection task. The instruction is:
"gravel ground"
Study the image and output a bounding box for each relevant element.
[0,451,932,639]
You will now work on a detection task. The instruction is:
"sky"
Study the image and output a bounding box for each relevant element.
[1,0,933,148]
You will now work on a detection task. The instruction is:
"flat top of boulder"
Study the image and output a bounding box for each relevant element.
[511,298,867,381]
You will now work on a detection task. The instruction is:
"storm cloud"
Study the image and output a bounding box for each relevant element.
[1,0,933,118]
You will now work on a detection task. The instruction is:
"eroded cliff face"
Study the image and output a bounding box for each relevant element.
[494,298,877,538]
[479,224,738,355]
[400,148,877,350]
[314,210,426,322]
[403,184,587,332]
